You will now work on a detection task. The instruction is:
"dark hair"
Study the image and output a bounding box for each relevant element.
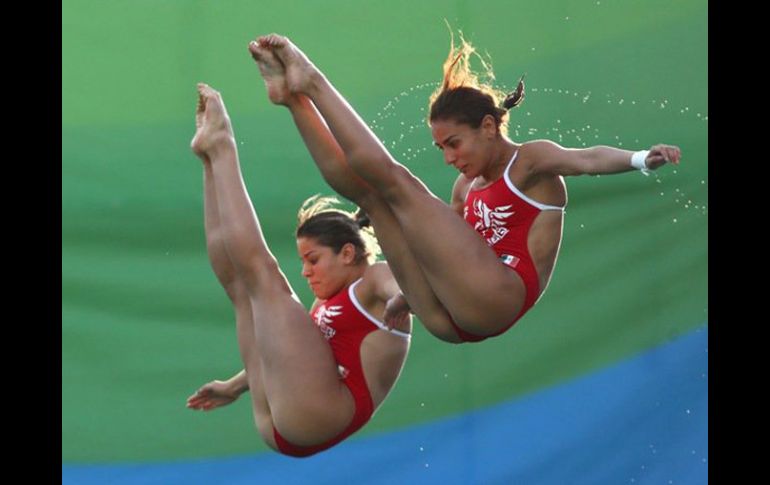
[428,31,524,134]
[296,195,380,265]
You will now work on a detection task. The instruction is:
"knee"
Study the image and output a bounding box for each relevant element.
[222,279,249,304]
[238,257,290,294]
[378,165,424,204]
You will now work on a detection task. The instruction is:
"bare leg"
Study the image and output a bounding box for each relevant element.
[249,43,460,342]
[201,159,279,447]
[261,35,525,335]
[192,83,354,446]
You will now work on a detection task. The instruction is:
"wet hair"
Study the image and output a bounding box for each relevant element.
[296,195,381,265]
[428,30,525,135]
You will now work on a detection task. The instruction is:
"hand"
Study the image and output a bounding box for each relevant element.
[645,144,682,170]
[186,379,242,412]
[384,293,411,330]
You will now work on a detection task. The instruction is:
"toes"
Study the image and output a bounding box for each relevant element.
[248,41,262,60]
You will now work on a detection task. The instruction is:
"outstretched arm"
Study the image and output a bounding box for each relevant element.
[526,140,681,176]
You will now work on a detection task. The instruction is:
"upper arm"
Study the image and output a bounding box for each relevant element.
[526,140,635,177]
[450,174,472,216]
[361,262,401,304]
[525,140,592,177]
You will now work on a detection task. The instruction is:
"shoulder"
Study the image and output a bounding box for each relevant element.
[450,174,473,214]
[353,262,391,300]
[516,140,573,176]
[360,262,394,290]
[519,140,566,162]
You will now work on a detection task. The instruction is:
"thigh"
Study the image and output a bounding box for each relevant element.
[383,169,525,333]
[249,286,356,446]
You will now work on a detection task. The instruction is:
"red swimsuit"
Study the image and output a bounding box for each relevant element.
[451,150,564,342]
[273,279,411,457]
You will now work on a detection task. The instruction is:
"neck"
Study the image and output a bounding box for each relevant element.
[342,265,368,288]
[480,137,518,181]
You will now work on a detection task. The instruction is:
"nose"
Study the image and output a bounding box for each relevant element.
[301,262,312,278]
[444,149,457,166]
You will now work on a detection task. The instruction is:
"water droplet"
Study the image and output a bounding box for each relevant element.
[619,99,624,105]
[565,16,570,20]
[425,463,429,468]
[673,218,677,223]
[531,47,536,51]
[444,373,448,378]
[580,223,585,228]
[686,409,691,414]
[701,180,705,184]
[419,446,424,451]
[420,402,425,407]
[691,450,696,455]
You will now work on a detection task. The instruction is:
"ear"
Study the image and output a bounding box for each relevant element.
[340,242,357,265]
[480,114,498,138]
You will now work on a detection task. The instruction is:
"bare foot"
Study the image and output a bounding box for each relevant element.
[257,34,322,95]
[191,83,235,160]
[248,41,292,106]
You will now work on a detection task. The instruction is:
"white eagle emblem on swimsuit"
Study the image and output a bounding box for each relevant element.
[472,198,515,246]
[314,304,342,340]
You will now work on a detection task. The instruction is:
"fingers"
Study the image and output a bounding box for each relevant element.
[650,144,682,165]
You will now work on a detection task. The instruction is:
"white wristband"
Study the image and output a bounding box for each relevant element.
[630,150,649,171]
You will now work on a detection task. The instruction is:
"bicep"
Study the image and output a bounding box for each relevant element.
[528,140,593,177]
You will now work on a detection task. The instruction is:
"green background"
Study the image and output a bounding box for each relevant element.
[63,0,707,463]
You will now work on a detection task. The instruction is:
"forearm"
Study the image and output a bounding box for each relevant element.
[286,95,370,202]
[580,146,637,175]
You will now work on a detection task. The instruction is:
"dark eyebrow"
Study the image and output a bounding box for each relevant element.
[437,135,457,147]
[301,250,317,259]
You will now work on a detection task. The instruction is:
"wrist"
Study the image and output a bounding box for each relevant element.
[229,371,249,395]
[630,150,650,171]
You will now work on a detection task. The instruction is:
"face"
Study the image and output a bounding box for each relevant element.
[297,237,356,300]
[431,116,497,179]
